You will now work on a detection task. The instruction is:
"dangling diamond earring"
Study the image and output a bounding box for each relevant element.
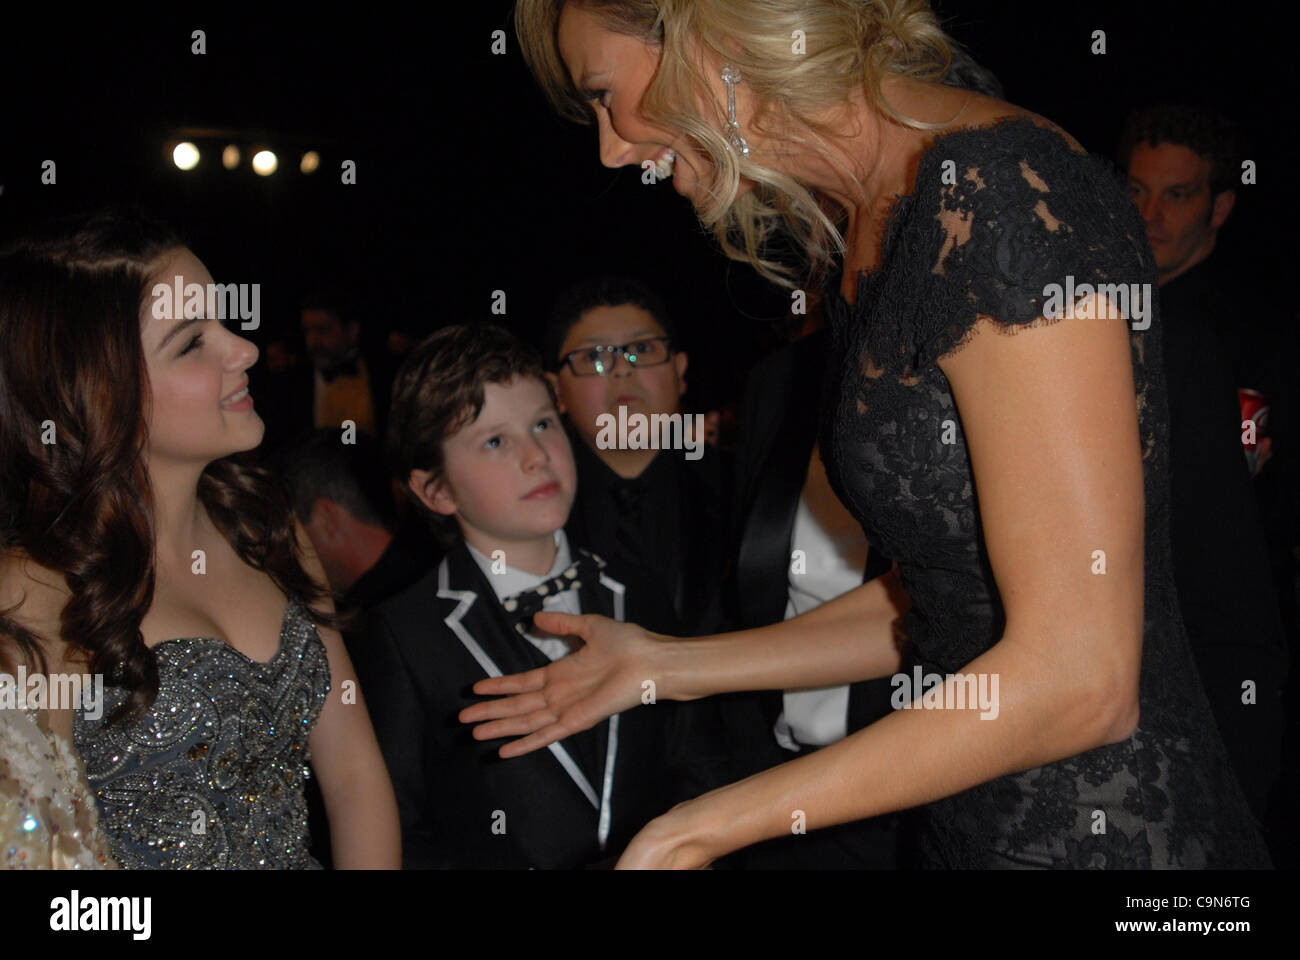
[721,63,750,158]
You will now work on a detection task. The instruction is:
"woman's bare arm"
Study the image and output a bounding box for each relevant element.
[296,522,401,869]
[662,564,911,700]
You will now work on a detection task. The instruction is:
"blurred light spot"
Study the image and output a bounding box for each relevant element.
[172,142,200,171]
[252,150,278,176]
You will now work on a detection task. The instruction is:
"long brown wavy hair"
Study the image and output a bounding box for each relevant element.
[0,207,344,723]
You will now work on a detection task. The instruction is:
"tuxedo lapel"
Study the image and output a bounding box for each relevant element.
[575,550,625,851]
[736,358,821,630]
[435,545,603,813]
[576,549,624,621]
[736,333,829,729]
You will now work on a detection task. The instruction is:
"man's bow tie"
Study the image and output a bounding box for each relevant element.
[501,553,605,636]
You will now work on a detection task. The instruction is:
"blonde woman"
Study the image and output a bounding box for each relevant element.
[462,0,1271,869]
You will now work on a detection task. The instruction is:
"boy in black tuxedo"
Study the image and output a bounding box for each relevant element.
[358,323,722,868]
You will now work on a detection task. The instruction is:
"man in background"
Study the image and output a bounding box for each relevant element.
[1121,103,1291,843]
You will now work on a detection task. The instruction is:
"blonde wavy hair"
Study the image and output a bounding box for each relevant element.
[515,0,957,288]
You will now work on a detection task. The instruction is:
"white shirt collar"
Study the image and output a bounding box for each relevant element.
[466,529,571,602]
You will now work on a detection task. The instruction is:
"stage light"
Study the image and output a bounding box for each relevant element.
[223,145,241,169]
[300,151,320,174]
[252,150,278,176]
[172,142,200,171]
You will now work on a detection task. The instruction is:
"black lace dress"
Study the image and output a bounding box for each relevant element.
[819,115,1270,868]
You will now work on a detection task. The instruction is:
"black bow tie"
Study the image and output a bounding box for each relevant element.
[501,553,605,635]
[320,357,361,384]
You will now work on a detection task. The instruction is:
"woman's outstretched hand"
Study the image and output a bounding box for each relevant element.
[458,610,666,758]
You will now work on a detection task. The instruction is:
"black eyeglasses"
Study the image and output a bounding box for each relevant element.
[555,337,673,377]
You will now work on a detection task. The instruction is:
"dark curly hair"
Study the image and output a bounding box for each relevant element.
[0,207,344,723]
[386,323,556,544]
[1117,103,1243,201]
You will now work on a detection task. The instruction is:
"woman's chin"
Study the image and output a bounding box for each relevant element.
[229,414,267,454]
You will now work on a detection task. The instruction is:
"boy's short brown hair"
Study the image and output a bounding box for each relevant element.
[386,323,556,527]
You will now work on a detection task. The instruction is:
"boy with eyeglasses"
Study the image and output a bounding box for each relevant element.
[544,276,731,636]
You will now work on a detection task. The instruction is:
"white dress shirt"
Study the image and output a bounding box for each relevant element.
[773,445,870,751]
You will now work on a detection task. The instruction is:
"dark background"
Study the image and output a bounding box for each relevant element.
[1,1,1293,413]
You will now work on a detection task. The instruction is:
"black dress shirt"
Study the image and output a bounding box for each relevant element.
[567,429,730,635]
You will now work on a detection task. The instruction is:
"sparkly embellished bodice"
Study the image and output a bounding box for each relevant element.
[819,116,1270,867]
[72,598,331,869]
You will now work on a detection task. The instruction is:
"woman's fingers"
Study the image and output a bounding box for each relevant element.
[477,683,612,757]
[470,666,547,698]
[459,689,549,723]
[531,609,593,638]
[496,725,572,759]
[470,708,558,742]
[458,612,648,759]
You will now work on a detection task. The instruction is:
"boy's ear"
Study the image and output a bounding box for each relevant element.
[673,349,689,398]
[544,371,566,415]
[408,468,457,516]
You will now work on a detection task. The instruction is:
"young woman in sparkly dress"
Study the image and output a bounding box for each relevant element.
[0,209,399,868]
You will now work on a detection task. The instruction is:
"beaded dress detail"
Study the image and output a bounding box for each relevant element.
[819,115,1270,868]
[73,598,330,869]
[2,708,117,869]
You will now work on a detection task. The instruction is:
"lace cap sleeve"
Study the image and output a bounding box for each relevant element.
[909,122,1155,367]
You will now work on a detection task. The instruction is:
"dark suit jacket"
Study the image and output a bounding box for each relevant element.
[724,328,895,759]
[357,537,726,869]
[1159,257,1289,819]
[718,329,905,867]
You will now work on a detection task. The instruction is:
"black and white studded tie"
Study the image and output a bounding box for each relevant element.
[501,553,606,635]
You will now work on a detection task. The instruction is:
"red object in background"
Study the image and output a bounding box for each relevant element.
[1239,388,1269,474]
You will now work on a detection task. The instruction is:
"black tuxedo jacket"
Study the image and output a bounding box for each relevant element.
[357,538,725,869]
